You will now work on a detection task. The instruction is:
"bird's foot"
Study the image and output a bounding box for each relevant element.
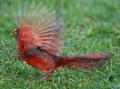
[40,74,49,80]
[40,69,54,80]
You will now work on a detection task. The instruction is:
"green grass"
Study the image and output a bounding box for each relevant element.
[0,0,120,89]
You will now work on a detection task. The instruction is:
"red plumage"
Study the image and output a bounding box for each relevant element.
[12,3,109,79]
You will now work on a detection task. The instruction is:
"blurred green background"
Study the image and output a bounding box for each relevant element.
[0,0,120,89]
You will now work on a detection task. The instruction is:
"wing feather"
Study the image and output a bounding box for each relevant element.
[14,1,64,54]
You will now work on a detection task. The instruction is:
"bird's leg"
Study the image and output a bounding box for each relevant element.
[41,69,54,80]
[41,66,62,80]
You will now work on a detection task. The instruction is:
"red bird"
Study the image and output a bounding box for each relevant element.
[12,4,109,79]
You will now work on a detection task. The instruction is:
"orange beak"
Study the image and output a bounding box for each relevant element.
[11,29,17,35]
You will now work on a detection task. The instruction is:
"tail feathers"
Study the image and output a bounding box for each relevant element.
[58,53,109,70]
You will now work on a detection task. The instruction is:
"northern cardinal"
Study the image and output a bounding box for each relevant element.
[12,4,109,79]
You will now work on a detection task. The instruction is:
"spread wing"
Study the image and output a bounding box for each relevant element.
[35,11,64,55]
[14,2,64,54]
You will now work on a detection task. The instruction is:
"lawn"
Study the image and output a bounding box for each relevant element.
[0,0,120,89]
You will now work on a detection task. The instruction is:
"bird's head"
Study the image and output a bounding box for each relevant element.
[12,24,33,39]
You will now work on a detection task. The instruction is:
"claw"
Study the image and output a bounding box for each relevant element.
[40,70,54,80]
[40,74,49,80]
